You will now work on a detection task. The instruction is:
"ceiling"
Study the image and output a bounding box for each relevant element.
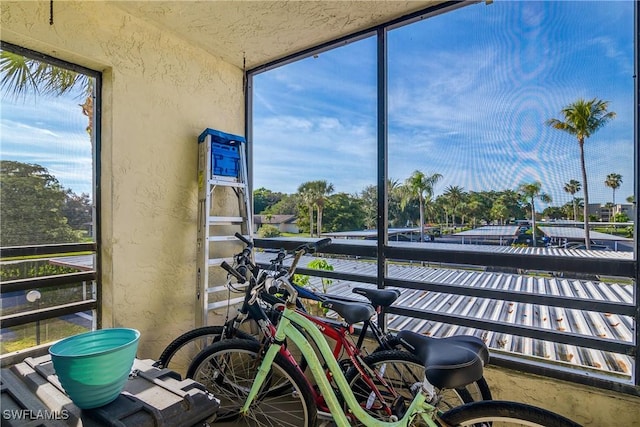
[113,1,448,70]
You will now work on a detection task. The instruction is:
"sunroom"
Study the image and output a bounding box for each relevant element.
[1,1,639,425]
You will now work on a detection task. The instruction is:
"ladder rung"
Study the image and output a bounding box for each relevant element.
[208,235,243,242]
[208,216,245,224]
[209,178,246,188]
[208,297,244,310]
[207,283,248,293]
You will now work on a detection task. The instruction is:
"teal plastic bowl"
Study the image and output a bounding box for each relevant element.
[49,328,140,409]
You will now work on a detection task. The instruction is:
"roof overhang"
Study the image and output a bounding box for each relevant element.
[113,1,456,70]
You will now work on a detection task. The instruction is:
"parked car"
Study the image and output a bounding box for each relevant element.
[512,233,548,247]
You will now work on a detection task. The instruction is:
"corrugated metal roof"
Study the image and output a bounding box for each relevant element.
[453,226,520,237]
[256,252,634,378]
[388,240,633,260]
[539,226,632,241]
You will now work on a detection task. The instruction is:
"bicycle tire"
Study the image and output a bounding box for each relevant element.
[375,336,493,402]
[187,338,317,426]
[344,349,482,425]
[439,400,582,426]
[156,325,256,378]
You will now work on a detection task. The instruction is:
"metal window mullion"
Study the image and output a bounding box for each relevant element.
[633,0,640,388]
[376,27,389,332]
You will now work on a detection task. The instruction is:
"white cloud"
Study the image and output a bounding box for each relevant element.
[1,93,93,195]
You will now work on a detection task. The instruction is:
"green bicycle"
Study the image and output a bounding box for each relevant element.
[203,268,582,426]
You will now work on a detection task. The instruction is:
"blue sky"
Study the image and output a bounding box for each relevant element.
[252,0,635,207]
[0,1,635,208]
[1,88,93,195]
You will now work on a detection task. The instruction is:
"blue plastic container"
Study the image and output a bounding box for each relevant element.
[198,128,245,178]
[49,328,140,409]
[212,142,240,177]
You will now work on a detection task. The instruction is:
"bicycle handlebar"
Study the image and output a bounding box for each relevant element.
[234,232,253,247]
[312,237,332,252]
[265,276,297,301]
[221,260,246,283]
[226,235,332,298]
[293,238,332,255]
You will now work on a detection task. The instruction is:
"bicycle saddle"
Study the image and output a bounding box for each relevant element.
[352,287,401,308]
[396,330,489,391]
[321,299,376,325]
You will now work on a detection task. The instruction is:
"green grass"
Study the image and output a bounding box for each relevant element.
[280,232,311,237]
[0,250,94,262]
[0,319,90,353]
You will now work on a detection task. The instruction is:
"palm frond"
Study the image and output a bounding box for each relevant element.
[1,50,92,100]
[0,51,41,99]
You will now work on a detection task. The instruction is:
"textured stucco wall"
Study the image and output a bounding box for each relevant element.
[484,366,640,426]
[1,1,244,358]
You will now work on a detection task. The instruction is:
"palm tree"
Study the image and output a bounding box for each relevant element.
[297,183,315,236]
[604,173,622,221]
[297,180,334,237]
[442,185,465,228]
[466,195,482,228]
[563,179,581,221]
[309,180,334,236]
[518,181,552,247]
[490,199,509,225]
[546,98,616,250]
[400,171,442,242]
[1,50,94,135]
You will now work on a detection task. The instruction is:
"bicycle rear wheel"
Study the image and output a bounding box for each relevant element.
[344,350,486,425]
[156,325,256,378]
[439,400,582,427]
[377,336,493,401]
[187,338,317,426]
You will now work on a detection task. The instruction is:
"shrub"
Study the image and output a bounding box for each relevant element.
[257,224,281,238]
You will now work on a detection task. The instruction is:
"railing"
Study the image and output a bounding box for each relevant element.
[0,243,98,365]
[2,239,636,395]
[254,237,639,396]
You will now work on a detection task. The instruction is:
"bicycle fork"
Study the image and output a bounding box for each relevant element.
[239,311,296,417]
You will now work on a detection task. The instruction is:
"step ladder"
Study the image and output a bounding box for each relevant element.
[196,128,253,327]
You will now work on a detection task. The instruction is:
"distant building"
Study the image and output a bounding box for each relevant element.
[253,214,298,233]
[587,203,635,222]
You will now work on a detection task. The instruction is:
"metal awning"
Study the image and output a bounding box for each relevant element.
[453,226,520,237]
[539,226,632,241]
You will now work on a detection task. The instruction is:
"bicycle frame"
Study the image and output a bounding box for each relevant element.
[266,256,396,351]
[232,279,400,414]
[240,303,440,427]
[294,283,394,351]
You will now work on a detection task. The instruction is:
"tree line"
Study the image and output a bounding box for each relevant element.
[254,172,629,238]
[256,98,626,249]
[0,160,93,247]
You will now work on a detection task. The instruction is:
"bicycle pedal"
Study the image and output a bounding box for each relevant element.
[392,396,407,419]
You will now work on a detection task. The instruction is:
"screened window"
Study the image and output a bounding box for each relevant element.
[0,44,99,351]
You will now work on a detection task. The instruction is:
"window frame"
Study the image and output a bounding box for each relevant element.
[246,1,640,395]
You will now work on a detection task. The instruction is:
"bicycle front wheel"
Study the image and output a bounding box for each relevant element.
[439,400,582,427]
[187,338,317,426]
